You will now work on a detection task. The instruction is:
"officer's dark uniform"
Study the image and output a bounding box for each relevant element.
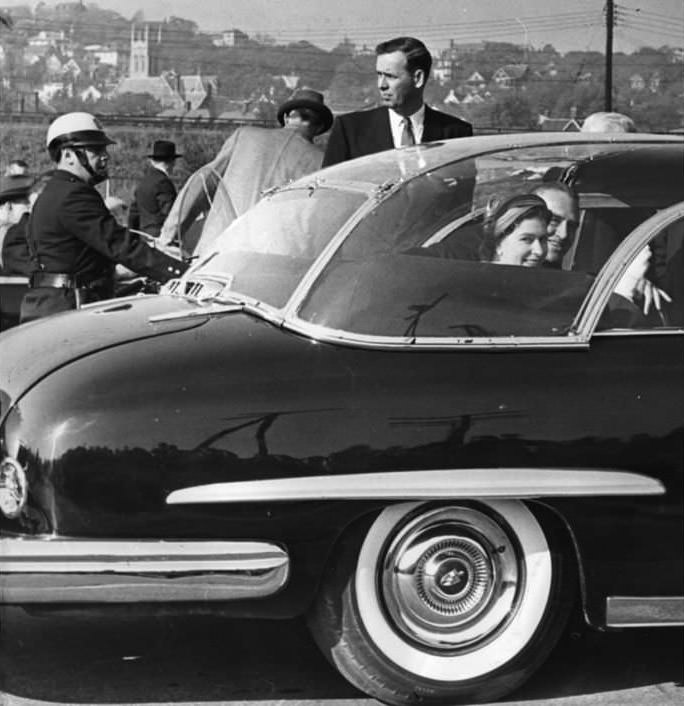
[20,170,187,322]
[128,166,177,238]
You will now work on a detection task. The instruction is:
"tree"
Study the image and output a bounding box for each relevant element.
[95,92,163,116]
[487,91,536,129]
[326,55,376,107]
[553,83,603,119]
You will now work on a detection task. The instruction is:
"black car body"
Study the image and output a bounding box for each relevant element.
[1,133,682,704]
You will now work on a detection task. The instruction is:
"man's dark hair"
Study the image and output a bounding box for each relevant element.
[375,36,432,77]
[532,181,578,203]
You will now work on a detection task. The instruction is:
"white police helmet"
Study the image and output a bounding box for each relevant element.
[46,112,115,160]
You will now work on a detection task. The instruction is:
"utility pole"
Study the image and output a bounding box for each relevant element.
[605,0,614,111]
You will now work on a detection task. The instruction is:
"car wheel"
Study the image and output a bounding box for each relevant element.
[308,500,575,705]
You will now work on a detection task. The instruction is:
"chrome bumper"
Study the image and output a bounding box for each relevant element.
[0,536,289,603]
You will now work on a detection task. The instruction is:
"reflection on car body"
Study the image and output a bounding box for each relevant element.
[1,133,683,706]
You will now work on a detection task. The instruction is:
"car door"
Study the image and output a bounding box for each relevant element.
[553,201,684,619]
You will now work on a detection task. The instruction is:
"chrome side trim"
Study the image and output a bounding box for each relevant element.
[0,275,28,285]
[281,318,590,351]
[606,596,684,627]
[592,328,684,338]
[167,468,663,505]
[0,538,289,604]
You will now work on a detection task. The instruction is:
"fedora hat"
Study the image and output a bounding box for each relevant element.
[277,89,333,136]
[148,140,182,160]
[0,175,32,204]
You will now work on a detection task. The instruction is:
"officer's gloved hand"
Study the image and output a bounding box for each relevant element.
[114,276,159,298]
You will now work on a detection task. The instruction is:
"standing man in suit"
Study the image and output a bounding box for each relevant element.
[323,36,472,167]
[129,140,182,237]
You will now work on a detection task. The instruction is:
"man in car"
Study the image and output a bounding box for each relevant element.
[533,181,669,316]
[20,112,187,323]
[531,182,580,269]
[322,36,472,167]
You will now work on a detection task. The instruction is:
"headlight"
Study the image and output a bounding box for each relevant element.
[0,457,28,518]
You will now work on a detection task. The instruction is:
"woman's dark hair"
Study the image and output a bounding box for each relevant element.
[286,107,323,129]
[479,193,551,262]
[375,36,432,77]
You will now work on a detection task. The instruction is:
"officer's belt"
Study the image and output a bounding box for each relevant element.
[30,272,83,289]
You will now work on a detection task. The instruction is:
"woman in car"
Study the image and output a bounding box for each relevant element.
[479,193,551,267]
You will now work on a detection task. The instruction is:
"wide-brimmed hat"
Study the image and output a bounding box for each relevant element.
[0,175,32,204]
[277,89,333,136]
[148,140,182,160]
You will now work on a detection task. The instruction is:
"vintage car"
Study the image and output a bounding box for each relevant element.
[1,132,683,705]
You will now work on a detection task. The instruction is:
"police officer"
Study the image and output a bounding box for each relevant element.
[21,112,187,323]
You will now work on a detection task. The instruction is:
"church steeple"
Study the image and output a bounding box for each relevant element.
[130,24,154,78]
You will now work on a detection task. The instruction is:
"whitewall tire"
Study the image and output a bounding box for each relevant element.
[308,500,575,705]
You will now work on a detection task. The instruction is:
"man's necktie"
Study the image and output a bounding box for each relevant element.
[400,117,415,147]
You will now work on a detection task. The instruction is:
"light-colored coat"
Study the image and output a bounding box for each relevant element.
[160,126,323,256]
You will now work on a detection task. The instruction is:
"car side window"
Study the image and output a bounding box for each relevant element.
[598,217,684,330]
[298,252,594,339]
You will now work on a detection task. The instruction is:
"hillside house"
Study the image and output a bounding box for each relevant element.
[492,64,529,89]
[211,29,249,47]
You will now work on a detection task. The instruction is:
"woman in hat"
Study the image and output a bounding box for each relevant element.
[479,193,552,267]
[276,89,333,141]
[159,89,333,257]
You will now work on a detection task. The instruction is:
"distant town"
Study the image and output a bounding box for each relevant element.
[1,1,683,131]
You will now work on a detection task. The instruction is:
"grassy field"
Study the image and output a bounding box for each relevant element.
[0,121,234,204]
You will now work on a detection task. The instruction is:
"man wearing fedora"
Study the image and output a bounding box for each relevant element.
[159,89,332,257]
[323,36,472,167]
[0,173,33,272]
[129,140,182,238]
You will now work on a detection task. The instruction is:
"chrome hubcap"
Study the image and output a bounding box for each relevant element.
[381,506,522,650]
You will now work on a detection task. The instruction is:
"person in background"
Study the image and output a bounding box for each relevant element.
[20,112,186,323]
[128,140,182,238]
[322,36,472,167]
[4,159,29,177]
[479,194,551,267]
[581,111,637,133]
[1,171,53,275]
[159,88,333,258]
[0,174,33,271]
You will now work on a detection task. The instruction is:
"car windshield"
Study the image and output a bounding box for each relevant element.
[190,187,366,308]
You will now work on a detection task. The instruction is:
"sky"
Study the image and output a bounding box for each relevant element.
[1,0,683,54]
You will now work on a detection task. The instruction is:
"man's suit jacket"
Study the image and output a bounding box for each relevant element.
[322,105,473,167]
[129,165,177,237]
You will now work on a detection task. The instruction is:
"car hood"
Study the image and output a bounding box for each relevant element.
[0,294,211,417]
